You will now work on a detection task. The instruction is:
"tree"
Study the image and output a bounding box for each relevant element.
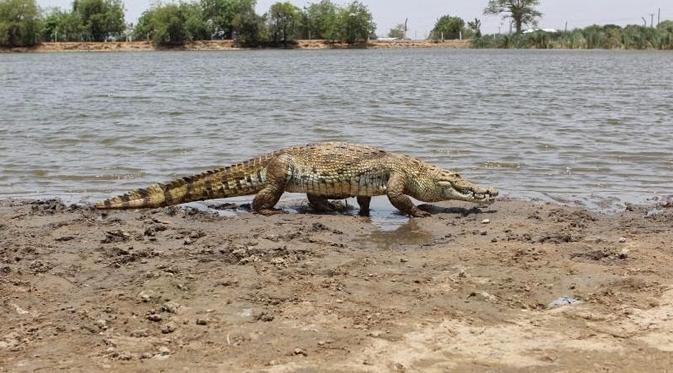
[339,1,375,43]
[134,3,209,47]
[430,15,465,40]
[232,6,265,46]
[0,0,40,47]
[303,0,339,40]
[41,8,84,42]
[467,18,482,37]
[388,23,405,39]
[151,4,188,46]
[267,2,301,46]
[201,0,256,39]
[484,0,541,34]
[182,3,209,41]
[73,0,125,41]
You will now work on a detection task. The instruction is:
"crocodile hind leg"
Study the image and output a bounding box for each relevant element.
[386,173,431,218]
[357,196,371,216]
[252,156,290,215]
[307,194,336,212]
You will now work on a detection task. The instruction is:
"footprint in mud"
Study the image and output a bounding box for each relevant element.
[356,220,434,250]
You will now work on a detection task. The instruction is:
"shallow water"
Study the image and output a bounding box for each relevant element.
[1,49,672,210]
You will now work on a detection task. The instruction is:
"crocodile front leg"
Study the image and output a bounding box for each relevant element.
[307,194,336,212]
[386,173,430,217]
[252,156,290,215]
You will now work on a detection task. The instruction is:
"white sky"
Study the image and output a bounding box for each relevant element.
[38,0,673,38]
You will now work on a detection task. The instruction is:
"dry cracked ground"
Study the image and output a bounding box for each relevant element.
[1,198,673,372]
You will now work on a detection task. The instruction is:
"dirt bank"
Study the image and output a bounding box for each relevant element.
[1,39,470,53]
[1,198,672,372]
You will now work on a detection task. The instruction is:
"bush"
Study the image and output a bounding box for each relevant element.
[472,23,673,50]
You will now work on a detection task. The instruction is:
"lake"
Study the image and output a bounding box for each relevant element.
[1,49,672,210]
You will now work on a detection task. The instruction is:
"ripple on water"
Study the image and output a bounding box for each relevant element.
[1,49,672,211]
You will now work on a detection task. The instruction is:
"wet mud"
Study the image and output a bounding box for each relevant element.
[1,198,672,372]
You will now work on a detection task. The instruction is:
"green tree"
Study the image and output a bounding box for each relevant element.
[41,8,84,42]
[338,1,375,43]
[182,3,209,41]
[151,4,188,46]
[303,0,338,40]
[133,8,154,41]
[135,3,210,47]
[73,0,125,41]
[0,0,40,47]
[201,0,256,39]
[232,5,265,46]
[484,0,541,34]
[267,2,301,46]
[388,23,405,39]
[467,18,482,37]
[430,15,465,40]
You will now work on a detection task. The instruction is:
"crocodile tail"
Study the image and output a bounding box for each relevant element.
[95,156,273,210]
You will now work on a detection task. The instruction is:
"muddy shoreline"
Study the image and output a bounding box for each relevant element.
[1,197,672,372]
[0,39,470,53]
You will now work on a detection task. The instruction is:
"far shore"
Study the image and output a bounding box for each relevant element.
[0,39,470,53]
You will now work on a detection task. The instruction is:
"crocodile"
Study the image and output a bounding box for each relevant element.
[95,142,498,217]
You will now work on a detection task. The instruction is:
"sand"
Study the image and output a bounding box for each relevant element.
[1,197,672,372]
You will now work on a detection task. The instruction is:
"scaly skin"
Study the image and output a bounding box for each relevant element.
[95,142,498,217]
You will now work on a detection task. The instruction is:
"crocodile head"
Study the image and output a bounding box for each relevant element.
[411,169,498,205]
[436,172,498,205]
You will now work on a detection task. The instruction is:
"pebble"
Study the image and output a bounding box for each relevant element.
[161,302,181,314]
[619,237,627,243]
[158,346,170,356]
[147,314,162,322]
[293,348,307,356]
[618,248,630,259]
[138,291,154,303]
[161,322,177,334]
[547,296,580,309]
[195,318,208,326]
[481,219,490,224]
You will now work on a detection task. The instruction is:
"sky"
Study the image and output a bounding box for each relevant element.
[38,0,672,38]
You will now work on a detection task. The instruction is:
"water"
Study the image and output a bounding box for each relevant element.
[1,49,672,210]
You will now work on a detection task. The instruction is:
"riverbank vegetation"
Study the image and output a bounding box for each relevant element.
[0,0,671,50]
[472,22,673,50]
[0,0,374,48]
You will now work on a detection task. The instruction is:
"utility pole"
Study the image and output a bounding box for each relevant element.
[658,8,661,26]
[564,21,568,33]
[404,18,408,39]
[642,17,647,27]
[651,13,655,28]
